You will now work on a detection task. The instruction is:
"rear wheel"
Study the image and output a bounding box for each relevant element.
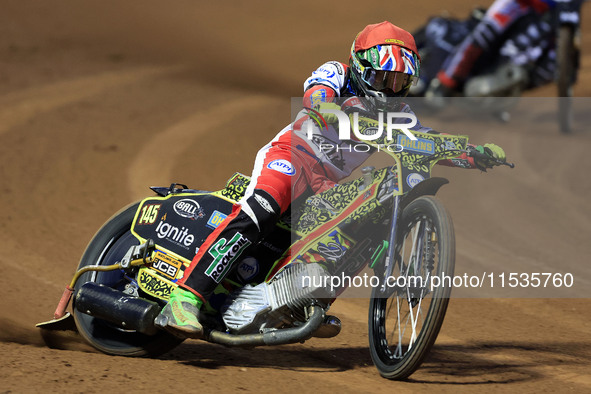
[368,196,455,380]
[72,203,183,356]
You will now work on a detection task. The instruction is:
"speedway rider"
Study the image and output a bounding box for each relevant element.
[155,21,507,338]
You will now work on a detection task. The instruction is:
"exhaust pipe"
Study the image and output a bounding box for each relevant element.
[75,282,160,335]
[204,305,325,347]
[76,283,327,345]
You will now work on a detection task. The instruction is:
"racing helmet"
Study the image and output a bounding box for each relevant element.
[349,22,420,107]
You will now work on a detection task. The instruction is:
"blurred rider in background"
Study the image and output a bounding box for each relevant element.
[426,0,581,97]
[155,21,508,338]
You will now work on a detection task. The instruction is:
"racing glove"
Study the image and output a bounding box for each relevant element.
[472,143,506,170]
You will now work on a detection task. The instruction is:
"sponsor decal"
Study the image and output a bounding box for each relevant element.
[207,210,227,229]
[385,38,405,46]
[205,233,252,282]
[310,89,327,109]
[444,141,457,150]
[406,173,425,188]
[137,204,161,225]
[328,61,344,75]
[267,159,296,176]
[173,199,205,220]
[152,251,182,279]
[155,219,195,248]
[308,196,336,213]
[317,66,335,79]
[316,230,350,262]
[237,257,259,282]
[294,229,354,264]
[254,194,275,214]
[361,127,380,137]
[396,135,435,154]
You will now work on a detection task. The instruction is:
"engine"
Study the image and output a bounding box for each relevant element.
[221,262,334,334]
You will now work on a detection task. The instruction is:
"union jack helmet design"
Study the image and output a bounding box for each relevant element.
[349,21,420,100]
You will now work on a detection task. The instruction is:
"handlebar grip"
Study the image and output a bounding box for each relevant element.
[468,149,514,169]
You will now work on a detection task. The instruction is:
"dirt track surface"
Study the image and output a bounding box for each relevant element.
[1,1,590,392]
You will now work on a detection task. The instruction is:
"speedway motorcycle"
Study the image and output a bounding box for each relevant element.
[410,1,583,133]
[38,115,511,380]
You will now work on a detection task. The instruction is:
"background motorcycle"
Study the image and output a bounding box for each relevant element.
[410,0,583,133]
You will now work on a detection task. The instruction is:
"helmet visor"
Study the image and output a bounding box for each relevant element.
[362,70,414,93]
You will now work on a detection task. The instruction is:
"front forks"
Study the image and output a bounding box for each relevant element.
[379,195,400,294]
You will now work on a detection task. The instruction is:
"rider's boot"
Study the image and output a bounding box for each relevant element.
[154,287,204,338]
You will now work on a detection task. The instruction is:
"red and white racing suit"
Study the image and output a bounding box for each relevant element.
[178,61,478,302]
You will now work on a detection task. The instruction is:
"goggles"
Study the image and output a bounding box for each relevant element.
[362,69,414,93]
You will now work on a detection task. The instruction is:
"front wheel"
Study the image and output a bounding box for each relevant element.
[72,203,183,356]
[368,196,455,380]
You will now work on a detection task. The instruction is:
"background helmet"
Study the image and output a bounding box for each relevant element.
[349,22,421,106]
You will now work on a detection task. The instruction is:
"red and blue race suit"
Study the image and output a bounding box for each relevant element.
[178,61,480,302]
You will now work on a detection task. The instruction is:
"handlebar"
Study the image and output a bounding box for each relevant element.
[414,148,515,168]
[468,149,515,168]
[339,106,516,169]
